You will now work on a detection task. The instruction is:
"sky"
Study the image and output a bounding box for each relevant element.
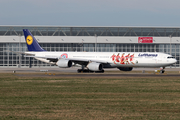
[0,0,180,27]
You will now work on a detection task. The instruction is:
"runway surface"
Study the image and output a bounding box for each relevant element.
[15,73,180,78]
[1,67,180,77]
[1,67,180,73]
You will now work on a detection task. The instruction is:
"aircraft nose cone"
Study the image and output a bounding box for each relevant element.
[173,59,177,63]
[175,59,177,63]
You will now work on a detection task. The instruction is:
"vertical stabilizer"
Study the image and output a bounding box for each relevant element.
[23,29,46,51]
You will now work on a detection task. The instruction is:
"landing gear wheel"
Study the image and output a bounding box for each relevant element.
[160,69,165,74]
[95,70,104,73]
[77,69,82,73]
[77,69,94,73]
[160,67,165,74]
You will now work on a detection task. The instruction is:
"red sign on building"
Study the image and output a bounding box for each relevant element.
[138,37,153,43]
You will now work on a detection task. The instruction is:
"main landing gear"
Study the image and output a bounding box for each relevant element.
[77,69,93,73]
[77,65,104,73]
[77,69,104,73]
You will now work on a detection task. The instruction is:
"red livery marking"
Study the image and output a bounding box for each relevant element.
[116,54,120,62]
[60,53,68,58]
[111,54,116,61]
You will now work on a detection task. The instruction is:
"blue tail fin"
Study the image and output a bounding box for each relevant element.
[23,29,46,51]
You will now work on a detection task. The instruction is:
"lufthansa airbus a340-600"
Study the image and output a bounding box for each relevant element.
[21,29,176,73]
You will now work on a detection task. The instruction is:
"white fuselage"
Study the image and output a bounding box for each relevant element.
[25,52,177,68]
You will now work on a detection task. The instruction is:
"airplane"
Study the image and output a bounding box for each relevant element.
[22,29,177,73]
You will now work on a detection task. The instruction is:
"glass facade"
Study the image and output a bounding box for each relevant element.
[1,26,180,37]
[0,26,180,68]
[0,43,179,68]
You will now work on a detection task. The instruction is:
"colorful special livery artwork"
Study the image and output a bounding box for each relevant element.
[111,53,137,65]
[60,53,68,58]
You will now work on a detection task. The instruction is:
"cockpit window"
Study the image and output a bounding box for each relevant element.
[167,56,175,59]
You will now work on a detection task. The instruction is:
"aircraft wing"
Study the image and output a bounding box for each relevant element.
[8,50,108,64]
[24,55,108,64]
[65,58,108,64]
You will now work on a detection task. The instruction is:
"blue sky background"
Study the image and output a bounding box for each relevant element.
[1,0,180,26]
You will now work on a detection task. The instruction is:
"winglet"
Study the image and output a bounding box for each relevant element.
[23,29,46,51]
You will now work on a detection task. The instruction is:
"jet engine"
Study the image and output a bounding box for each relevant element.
[56,59,72,68]
[87,62,103,71]
[117,67,133,71]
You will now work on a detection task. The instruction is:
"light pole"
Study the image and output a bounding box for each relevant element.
[170,35,172,68]
[19,34,21,68]
[95,34,97,52]
[82,39,84,51]
[170,35,172,55]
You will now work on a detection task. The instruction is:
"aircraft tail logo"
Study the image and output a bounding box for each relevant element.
[26,35,33,45]
[23,29,46,51]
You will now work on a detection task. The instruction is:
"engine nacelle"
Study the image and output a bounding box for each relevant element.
[87,62,103,71]
[118,67,133,71]
[56,59,72,68]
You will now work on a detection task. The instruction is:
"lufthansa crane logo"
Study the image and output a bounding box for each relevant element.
[26,35,33,45]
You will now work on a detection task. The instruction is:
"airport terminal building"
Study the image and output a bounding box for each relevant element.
[0,26,180,68]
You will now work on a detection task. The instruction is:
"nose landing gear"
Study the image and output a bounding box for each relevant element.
[160,67,165,74]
